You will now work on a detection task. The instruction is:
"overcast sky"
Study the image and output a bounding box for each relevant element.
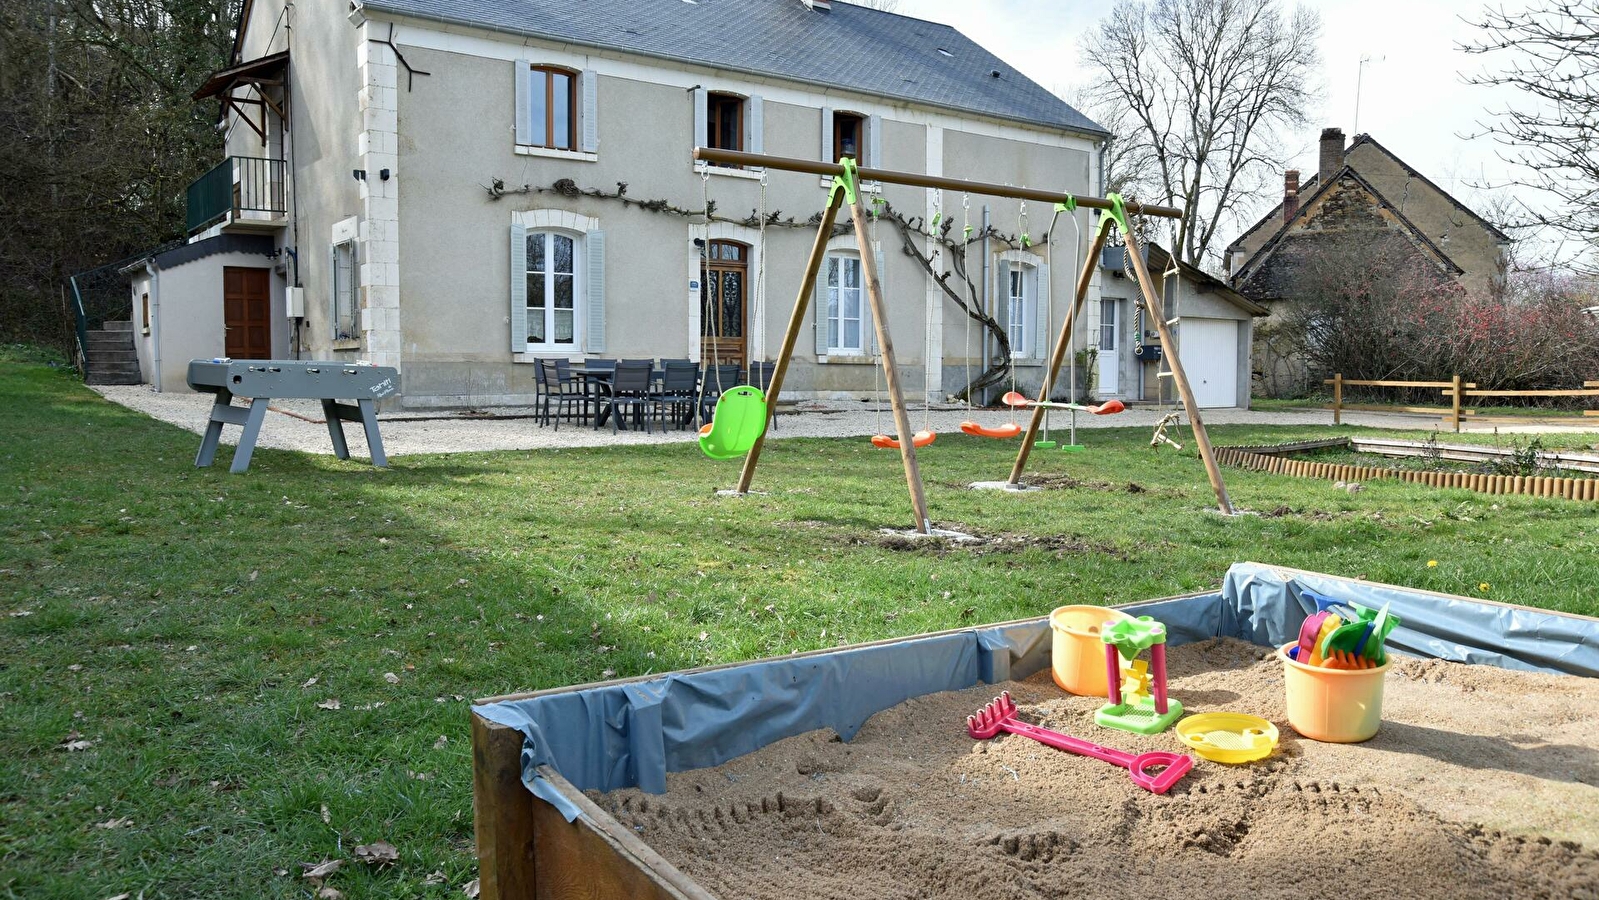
[894,0,1550,260]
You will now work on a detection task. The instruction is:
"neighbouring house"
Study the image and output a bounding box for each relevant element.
[1225,127,1512,397]
[1098,242,1266,409]
[115,0,1180,409]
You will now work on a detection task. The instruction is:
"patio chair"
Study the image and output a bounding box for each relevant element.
[746,360,779,432]
[698,364,743,427]
[658,360,701,430]
[607,360,663,434]
[582,358,617,421]
[532,358,548,427]
[539,359,587,430]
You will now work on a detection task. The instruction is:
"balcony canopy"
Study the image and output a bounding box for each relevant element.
[192,50,289,100]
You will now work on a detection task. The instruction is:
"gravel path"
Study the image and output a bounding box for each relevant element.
[91,385,1598,459]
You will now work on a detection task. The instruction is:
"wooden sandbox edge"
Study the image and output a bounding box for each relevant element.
[472,712,716,900]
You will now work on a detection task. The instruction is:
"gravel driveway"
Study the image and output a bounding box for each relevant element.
[91,384,1597,459]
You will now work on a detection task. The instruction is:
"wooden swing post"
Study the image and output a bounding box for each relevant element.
[1119,227,1234,515]
[1006,216,1114,485]
[732,188,845,494]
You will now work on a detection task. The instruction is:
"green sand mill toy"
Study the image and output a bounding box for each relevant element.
[1096,616,1183,735]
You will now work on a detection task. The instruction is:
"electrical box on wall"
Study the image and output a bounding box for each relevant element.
[285,286,305,318]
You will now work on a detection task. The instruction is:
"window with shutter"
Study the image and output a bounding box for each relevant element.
[520,230,584,349]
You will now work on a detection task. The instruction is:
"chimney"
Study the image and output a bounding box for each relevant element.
[802,0,832,10]
[1319,127,1345,177]
[1283,169,1299,224]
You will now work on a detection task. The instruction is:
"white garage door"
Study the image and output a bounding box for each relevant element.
[1177,317,1239,408]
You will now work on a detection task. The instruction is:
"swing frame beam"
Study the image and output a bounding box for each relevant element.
[698,146,1230,529]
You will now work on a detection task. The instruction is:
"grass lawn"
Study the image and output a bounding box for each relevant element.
[2,356,1596,899]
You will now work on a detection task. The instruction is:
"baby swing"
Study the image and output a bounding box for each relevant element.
[697,169,769,460]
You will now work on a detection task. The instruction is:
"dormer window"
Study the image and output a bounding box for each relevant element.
[707,92,744,156]
[528,66,577,151]
[833,112,863,162]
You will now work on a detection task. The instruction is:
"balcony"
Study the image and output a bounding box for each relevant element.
[186,156,287,234]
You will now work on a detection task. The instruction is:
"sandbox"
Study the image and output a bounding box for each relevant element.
[470,563,1599,900]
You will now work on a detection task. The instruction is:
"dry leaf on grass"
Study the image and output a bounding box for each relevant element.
[383,672,400,684]
[317,887,344,900]
[320,803,330,824]
[433,735,448,750]
[461,878,480,898]
[301,859,343,881]
[353,840,399,868]
[57,731,94,752]
[302,677,318,688]
[316,698,341,711]
[94,817,132,830]
[424,870,447,886]
[103,894,130,900]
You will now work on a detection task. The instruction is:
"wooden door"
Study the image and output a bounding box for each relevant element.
[224,266,272,359]
[701,240,747,369]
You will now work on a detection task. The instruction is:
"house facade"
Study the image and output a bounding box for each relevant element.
[1225,127,1511,396]
[127,0,1191,409]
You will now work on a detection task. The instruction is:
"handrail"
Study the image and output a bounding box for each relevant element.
[186,156,286,233]
[69,275,89,378]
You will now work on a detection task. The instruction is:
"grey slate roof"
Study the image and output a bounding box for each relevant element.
[356,0,1106,135]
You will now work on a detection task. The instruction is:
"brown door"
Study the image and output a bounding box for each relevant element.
[223,266,272,359]
[701,240,747,369]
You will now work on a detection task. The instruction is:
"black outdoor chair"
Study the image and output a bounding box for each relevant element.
[698,364,744,426]
[532,358,548,427]
[746,360,779,432]
[583,357,618,420]
[657,360,701,430]
[607,360,663,433]
[539,359,587,430]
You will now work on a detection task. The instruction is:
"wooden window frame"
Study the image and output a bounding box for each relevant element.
[530,65,578,152]
[140,292,151,336]
[706,93,744,158]
[833,112,864,163]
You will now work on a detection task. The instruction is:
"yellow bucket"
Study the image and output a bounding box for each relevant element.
[1278,643,1391,742]
[1050,605,1135,696]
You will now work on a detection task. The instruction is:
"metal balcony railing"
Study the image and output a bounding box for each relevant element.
[186,156,286,233]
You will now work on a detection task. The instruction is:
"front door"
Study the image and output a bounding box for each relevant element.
[1097,298,1120,395]
[701,240,747,369]
[223,266,272,359]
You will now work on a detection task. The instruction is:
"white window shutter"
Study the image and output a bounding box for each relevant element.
[1034,263,1051,360]
[509,225,527,351]
[580,69,599,153]
[868,244,885,355]
[814,257,830,357]
[867,114,883,168]
[692,88,708,154]
[514,61,532,146]
[820,107,833,161]
[746,95,764,156]
[585,229,606,352]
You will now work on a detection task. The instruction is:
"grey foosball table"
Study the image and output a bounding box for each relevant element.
[186,359,400,473]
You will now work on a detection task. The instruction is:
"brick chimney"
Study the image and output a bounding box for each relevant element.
[1283,170,1300,224]
[1319,127,1346,177]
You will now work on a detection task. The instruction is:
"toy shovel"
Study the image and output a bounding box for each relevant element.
[967,692,1193,794]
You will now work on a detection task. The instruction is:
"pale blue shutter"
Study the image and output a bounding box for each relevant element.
[746,95,764,157]
[579,69,599,153]
[867,114,883,168]
[867,244,884,355]
[585,229,606,352]
[820,107,832,161]
[814,255,831,357]
[997,260,1012,355]
[514,61,532,146]
[509,225,527,351]
[1035,263,1051,359]
[327,245,337,335]
[692,88,708,154]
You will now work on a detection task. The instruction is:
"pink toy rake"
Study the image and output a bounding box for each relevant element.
[966,692,1193,794]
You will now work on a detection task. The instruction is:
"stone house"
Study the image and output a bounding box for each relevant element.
[116,0,1174,409]
[1225,127,1511,396]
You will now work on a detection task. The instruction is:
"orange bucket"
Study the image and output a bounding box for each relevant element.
[1278,643,1391,742]
[1050,605,1135,696]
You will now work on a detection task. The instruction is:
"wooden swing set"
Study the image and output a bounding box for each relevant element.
[693,147,1234,533]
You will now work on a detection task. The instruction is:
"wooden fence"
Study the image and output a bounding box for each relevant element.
[1326,375,1599,432]
[1215,443,1599,502]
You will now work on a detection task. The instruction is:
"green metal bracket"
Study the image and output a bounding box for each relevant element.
[1054,194,1077,213]
[1105,192,1131,235]
[828,157,860,207]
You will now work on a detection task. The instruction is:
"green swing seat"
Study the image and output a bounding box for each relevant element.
[698,385,769,460]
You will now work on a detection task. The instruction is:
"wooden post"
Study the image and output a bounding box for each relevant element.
[473,714,538,900]
[733,189,845,494]
[851,192,933,533]
[1332,373,1343,426]
[1006,218,1113,485]
[1450,374,1463,433]
[1120,229,1234,515]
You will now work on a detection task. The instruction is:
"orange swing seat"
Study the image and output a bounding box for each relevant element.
[960,421,1023,440]
[871,430,937,449]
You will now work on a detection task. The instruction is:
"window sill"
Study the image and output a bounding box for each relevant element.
[817,175,882,193]
[331,339,363,351]
[515,145,598,163]
[513,351,584,363]
[817,353,874,364]
[695,163,765,181]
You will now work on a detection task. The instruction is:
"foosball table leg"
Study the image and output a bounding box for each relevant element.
[196,405,228,469]
[229,398,272,474]
[358,399,388,468]
[321,400,351,460]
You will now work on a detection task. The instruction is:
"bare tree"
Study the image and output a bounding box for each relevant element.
[1462,1,1599,270]
[1082,0,1320,268]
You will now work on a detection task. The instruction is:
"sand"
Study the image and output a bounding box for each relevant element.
[594,639,1599,900]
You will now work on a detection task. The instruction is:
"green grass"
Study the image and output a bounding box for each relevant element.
[2,359,1596,898]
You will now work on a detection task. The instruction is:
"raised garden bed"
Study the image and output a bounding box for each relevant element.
[469,563,1599,899]
[1217,438,1599,501]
